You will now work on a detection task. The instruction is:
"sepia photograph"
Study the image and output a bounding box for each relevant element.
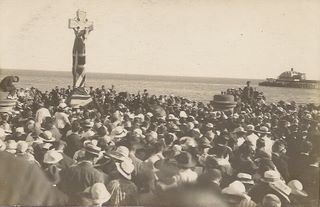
[0,0,319,206]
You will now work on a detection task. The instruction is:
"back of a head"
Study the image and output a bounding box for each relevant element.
[153,184,227,207]
[262,194,281,207]
[71,121,81,132]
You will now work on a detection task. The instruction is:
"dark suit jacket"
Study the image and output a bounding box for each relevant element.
[272,153,290,182]
[59,161,105,197]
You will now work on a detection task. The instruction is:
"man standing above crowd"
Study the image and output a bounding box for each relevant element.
[243,81,254,104]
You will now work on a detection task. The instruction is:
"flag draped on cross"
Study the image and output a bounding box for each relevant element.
[72,31,86,88]
[67,10,94,108]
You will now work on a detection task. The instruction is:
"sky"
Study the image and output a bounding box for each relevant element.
[0,0,320,79]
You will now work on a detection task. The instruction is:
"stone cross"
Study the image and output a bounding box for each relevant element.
[68,10,93,31]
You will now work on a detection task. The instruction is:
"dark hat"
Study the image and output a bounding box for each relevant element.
[175,151,197,168]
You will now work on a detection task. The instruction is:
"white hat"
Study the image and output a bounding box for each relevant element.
[58,102,68,109]
[133,128,145,138]
[288,180,308,197]
[84,183,111,205]
[234,127,247,134]
[43,150,63,164]
[168,114,178,121]
[179,111,188,118]
[111,126,128,139]
[222,181,249,198]
[17,141,28,153]
[39,131,56,143]
[261,170,281,183]
[146,112,153,117]
[106,146,130,161]
[15,127,25,135]
[237,173,254,185]
[115,160,134,180]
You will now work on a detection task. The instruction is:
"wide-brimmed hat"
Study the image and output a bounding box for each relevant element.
[206,123,214,129]
[58,102,68,110]
[115,160,134,180]
[175,151,197,168]
[269,181,291,202]
[288,180,308,197]
[237,173,254,185]
[43,150,63,164]
[257,126,271,134]
[246,124,256,132]
[83,183,111,205]
[83,119,94,128]
[39,131,56,143]
[133,128,145,138]
[222,181,250,199]
[261,170,281,183]
[85,144,101,156]
[167,114,179,121]
[234,127,247,134]
[111,126,128,139]
[105,146,130,161]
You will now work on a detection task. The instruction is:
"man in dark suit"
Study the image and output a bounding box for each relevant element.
[64,121,82,158]
[272,141,290,182]
[58,144,105,204]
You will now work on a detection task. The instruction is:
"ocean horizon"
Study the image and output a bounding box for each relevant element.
[1,69,319,104]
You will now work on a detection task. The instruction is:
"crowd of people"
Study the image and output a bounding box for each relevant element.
[0,81,319,207]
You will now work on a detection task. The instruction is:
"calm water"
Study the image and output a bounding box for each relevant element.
[1,69,319,104]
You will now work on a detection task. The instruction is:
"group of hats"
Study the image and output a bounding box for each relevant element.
[260,170,308,201]
[104,146,134,180]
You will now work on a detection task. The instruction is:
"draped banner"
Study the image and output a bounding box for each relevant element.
[72,31,86,88]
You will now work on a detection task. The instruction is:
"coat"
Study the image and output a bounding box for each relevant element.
[58,161,105,198]
[0,151,67,205]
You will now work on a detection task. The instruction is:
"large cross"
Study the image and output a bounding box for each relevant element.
[68,10,93,31]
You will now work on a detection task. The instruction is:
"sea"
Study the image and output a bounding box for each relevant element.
[1,69,319,105]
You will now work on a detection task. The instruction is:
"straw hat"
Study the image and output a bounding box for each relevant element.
[269,181,291,202]
[206,123,214,129]
[83,183,111,205]
[246,124,256,132]
[261,170,281,183]
[288,180,308,197]
[39,131,56,143]
[58,102,68,109]
[222,181,249,198]
[115,159,134,180]
[179,111,188,118]
[234,127,247,134]
[133,128,145,138]
[111,126,128,139]
[258,126,271,134]
[85,143,101,156]
[43,150,63,164]
[83,119,94,128]
[237,173,254,185]
[106,146,130,161]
